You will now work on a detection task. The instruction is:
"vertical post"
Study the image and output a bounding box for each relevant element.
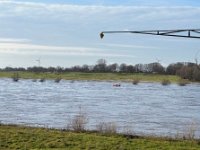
[188,30,191,37]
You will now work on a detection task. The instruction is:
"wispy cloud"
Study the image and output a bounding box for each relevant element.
[0,41,97,53]
[0,38,30,43]
[99,43,158,49]
[0,1,200,22]
[0,40,135,58]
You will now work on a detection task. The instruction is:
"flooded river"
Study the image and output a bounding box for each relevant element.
[0,78,200,137]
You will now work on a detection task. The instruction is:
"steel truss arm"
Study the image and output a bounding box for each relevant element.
[100,29,200,39]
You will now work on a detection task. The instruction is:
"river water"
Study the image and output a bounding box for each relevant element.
[0,78,200,137]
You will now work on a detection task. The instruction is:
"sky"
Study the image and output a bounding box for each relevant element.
[0,0,200,68]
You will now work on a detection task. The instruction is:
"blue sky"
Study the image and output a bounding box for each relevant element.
[0,0,200,67]
[12,0,200,6]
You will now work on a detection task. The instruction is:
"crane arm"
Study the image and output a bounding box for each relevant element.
[100,29,200,39]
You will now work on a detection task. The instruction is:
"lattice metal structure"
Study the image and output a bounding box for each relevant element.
[100,29,200,39]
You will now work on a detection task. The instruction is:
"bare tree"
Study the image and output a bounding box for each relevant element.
[93,59,107,72]
[194,50,200,70]
[119,63,127,72]
[106,63,118,72]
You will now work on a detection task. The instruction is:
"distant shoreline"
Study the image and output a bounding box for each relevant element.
[0,71,184,83]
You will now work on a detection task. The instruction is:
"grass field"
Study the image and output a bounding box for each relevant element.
[0,124,200,150]
[0,71,181,83]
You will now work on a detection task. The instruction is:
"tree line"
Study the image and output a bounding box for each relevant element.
[1,59,200,81]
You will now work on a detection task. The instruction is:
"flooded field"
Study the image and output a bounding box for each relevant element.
[0,78,200,137]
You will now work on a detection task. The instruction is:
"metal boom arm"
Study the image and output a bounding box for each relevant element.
[100,29,200,39]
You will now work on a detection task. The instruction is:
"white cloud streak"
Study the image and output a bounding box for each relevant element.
[0,42,97,53]
[0,38,30,43]
[0,41,135,58]
[100,43,158,49]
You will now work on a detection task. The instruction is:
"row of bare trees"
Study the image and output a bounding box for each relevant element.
[1,59,200,81]
[167,62,200,81]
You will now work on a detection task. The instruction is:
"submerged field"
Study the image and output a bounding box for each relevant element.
[1,77,200,137]
[0,71,181,82]
[1,72,199,149]
[0,124,200,150]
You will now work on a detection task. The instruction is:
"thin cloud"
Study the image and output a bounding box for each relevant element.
[0,38,31,43]
[100,43,158,49]
[0,42,98,52]
[0,1,200,22]
[0,42,135,58]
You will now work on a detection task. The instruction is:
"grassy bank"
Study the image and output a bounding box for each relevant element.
[0,124,200,150]
[0,71,181,83]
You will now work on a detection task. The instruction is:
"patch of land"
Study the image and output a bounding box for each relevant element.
[0,71,181,83]
[0,124,200,150]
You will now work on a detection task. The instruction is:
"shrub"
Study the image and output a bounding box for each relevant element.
[161,79,171,86]
[32,79,37,82]
[39,78,45,82]
[132,79,139,85]
[55,78,61,83]
[177,66,193,80]
[12,73,19,82]
[96,122,117,134]
[123,124,134,136]
[193,67,200,81]
[178,79,189,86]
[71,115,87,132]
[68,108,88,132]
[183,121,197,140]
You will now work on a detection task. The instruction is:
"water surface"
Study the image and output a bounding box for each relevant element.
[0,78,199,137]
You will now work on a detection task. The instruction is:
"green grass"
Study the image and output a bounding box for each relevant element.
[0,71,181,83]
[0,124,200,150]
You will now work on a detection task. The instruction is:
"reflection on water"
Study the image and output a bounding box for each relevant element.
[0,78,200,137]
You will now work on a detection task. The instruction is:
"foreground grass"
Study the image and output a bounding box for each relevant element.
[0,125,200,150]
[0,71,181,83]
